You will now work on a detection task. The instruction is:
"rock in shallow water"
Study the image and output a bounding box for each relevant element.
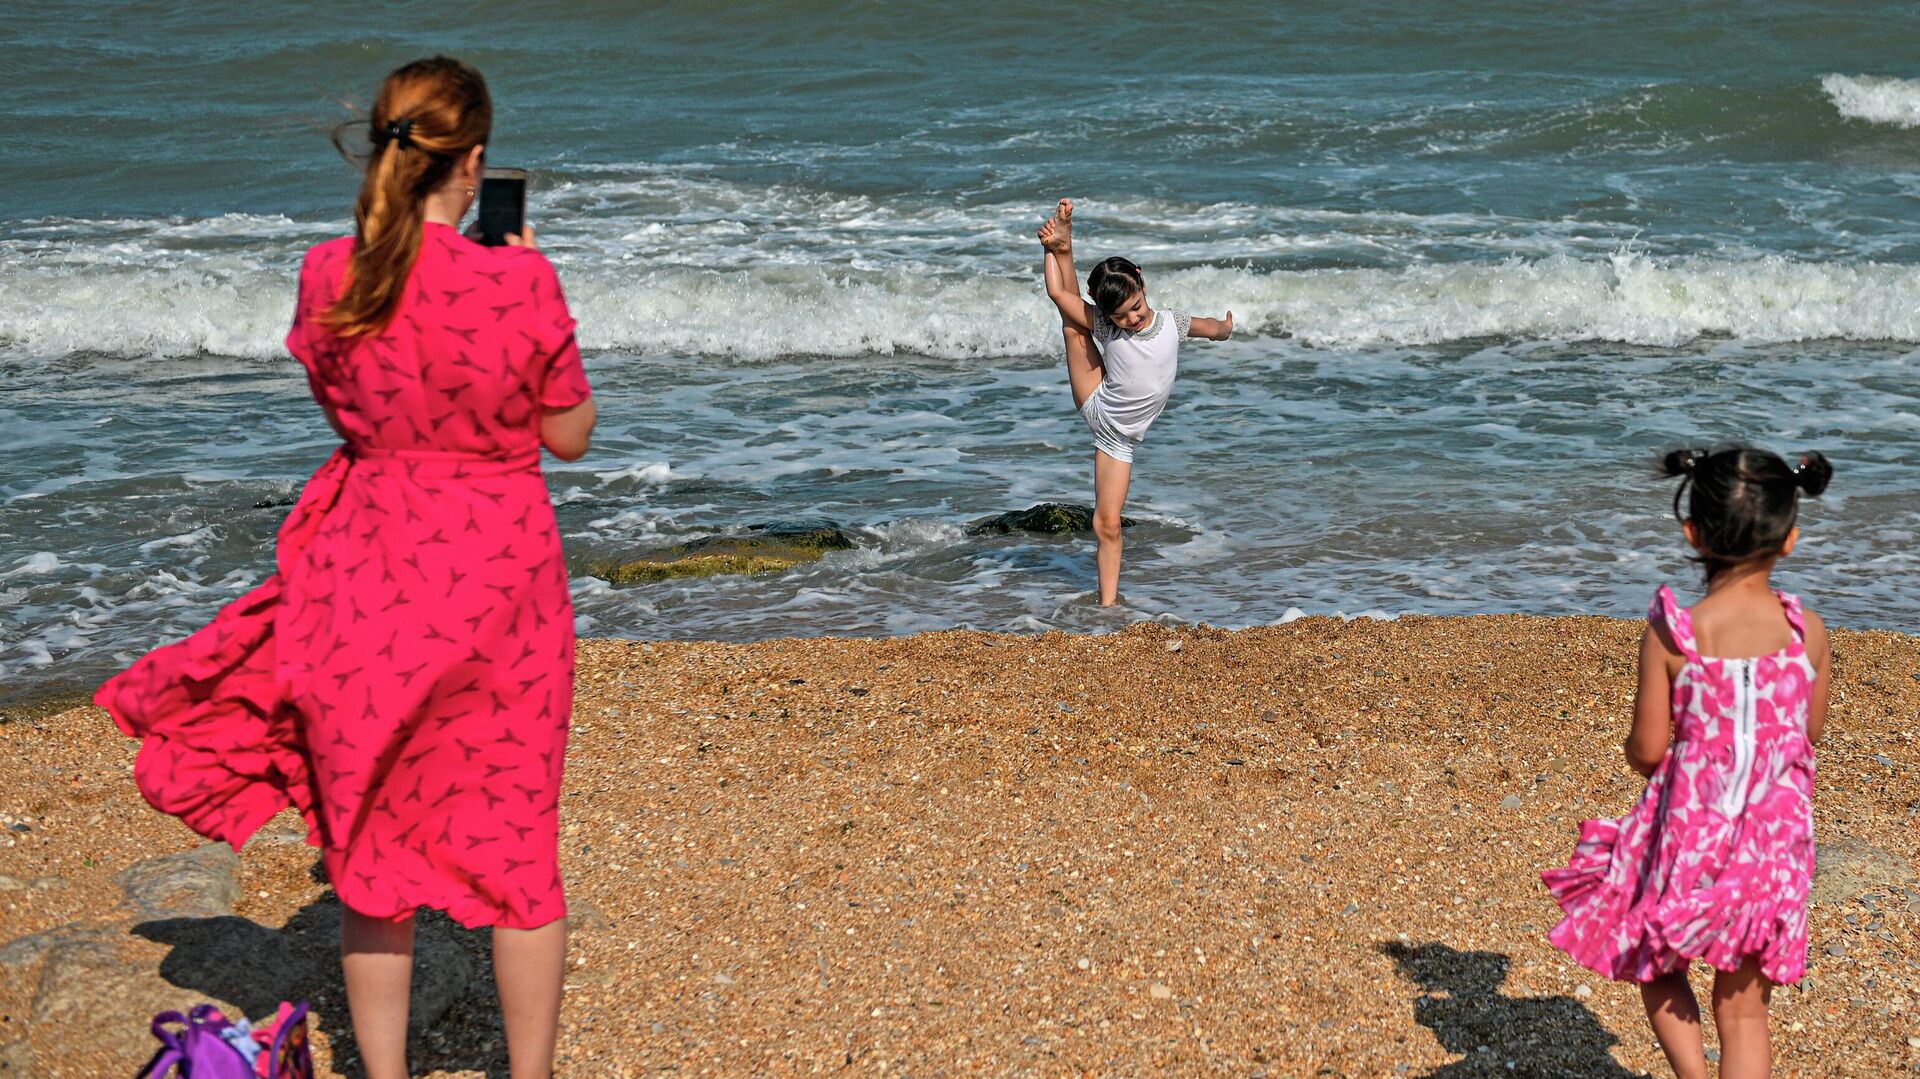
[590,519,857,584]
[965,503,1137,536]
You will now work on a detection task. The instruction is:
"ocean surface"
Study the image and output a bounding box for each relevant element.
[6,2,1920,694]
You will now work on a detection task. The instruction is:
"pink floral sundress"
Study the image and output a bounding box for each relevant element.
[1542,585,1816,984]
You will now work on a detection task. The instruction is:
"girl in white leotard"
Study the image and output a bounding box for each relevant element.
[1038,198,1232,606]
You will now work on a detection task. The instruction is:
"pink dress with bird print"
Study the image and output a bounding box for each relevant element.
[1542,586,1817,984]
[95,222,591,930]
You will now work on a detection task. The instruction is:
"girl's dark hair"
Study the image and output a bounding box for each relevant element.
[1658,444,1832,580]
[1087,256,1144,317]
[325,57,492,338]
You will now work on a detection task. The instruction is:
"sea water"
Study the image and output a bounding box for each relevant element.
[5,2,1920,692]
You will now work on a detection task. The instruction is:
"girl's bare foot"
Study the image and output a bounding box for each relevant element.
[1038,197,1075,253]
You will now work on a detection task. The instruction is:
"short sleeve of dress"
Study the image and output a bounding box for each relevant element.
[1090,310,1115,345]
[286,246,329,370]
[1648,585,1700,661]
[1172,310,1193,339]
[285,244,353,415]
[526,257,590,409]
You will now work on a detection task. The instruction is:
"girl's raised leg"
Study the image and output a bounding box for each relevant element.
[1712,958,1774,1079]
[1041,201,1104,408]
[1639,969,1709,1079]
[1093,450,1132,606]
[341,907,416,1079]
[494,918,569,1079]
[1063,325,1102,409]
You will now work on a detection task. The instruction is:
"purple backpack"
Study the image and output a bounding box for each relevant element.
[140,1002,313,1079]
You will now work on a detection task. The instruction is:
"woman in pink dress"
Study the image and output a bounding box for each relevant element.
[95,57,594,1079]
[1543,446,1833,1079]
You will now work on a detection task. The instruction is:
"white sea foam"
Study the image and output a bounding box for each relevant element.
[591,460,676,486]
[1820,74,1920,128]
[9,249,1920,359]
[4,552,65,577]
[8,174,1920,360]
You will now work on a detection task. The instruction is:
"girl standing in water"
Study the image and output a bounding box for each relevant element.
[1544,446,1833,1079]
[96,57,594,1079]
[1037,199,1232,606]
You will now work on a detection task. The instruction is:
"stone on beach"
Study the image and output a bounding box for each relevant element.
[1811,838,1912,906]
[1,840,477,1075]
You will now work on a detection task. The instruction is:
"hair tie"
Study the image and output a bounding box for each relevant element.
[1679,448,1705,474]
[379,116,415,149]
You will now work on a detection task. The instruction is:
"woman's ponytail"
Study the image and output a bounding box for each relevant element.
[323,57,491,339]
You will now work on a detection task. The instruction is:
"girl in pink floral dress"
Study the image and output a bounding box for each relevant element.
[1544,446,1834,1079]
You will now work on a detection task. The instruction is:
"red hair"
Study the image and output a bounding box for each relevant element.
[323,57,491,338]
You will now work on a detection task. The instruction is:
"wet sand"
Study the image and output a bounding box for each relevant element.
[2,615,1915,1077]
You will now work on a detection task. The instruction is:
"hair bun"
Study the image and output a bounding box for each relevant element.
[1793,451,1833,496]
[1658,447,1707,478]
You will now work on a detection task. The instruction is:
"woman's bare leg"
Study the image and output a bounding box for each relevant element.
[494,918,568,1079]
[341,907,415,1079]
[1093,450,1132,605]
[1640,969,1709,1079]
[1712,958,1774,1079]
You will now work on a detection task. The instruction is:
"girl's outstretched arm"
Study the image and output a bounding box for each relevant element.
[1187,312,1235,341]
[1625,623,1683,775]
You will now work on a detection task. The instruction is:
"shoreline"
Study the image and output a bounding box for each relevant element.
[2,613,1915,1076]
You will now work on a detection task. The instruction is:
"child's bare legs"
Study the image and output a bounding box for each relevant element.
[1640,969,1708,1079]
[1713,958,1774,1079]
[342,907,415,1079]
[1041,200,1104,407]
[494,918,568,1079]
[1042,198,1124,604]
[1093,450,1131,605]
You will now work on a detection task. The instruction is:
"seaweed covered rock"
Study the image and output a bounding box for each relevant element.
[965,503,1136,536]
[590,520,857,584]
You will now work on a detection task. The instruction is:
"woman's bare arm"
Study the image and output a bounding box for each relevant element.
[540,398,596,462]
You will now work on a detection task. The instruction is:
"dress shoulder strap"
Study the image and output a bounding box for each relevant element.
[1649,584,1700,660]
[1776,590,1807,643]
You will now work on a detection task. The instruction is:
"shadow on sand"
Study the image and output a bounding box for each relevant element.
[1379,941,1649,1078]
[131,882,507,1079]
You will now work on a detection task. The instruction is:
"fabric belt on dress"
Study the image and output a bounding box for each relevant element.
[345,444,543,479]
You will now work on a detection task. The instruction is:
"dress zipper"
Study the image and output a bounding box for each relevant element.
[1721,660,1756,817]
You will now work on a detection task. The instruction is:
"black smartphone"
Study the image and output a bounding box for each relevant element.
[474,167,527,246]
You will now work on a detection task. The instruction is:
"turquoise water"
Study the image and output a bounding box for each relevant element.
[5,2,1920,691]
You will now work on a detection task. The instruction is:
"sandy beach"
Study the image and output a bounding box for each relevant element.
[2,613,1916,1077]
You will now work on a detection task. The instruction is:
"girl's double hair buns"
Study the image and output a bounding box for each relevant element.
[1659,444,1832,580]
[1087,256,1144,317]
